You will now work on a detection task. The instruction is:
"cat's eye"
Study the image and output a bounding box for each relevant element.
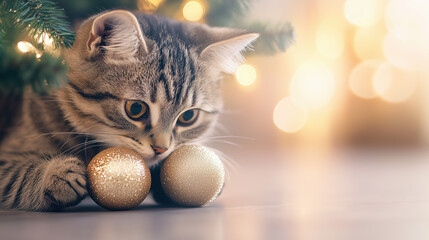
[177,109,199,126]
[125,100,148,120]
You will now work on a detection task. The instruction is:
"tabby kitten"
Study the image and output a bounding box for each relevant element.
[0,10,258,211]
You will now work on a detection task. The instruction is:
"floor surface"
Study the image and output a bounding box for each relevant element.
[2,149,429,240]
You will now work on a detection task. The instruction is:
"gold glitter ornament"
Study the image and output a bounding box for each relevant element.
[87,147,151,210]
[160,145,225,207]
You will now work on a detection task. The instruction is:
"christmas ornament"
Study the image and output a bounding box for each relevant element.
[87,147,151,210]
[160,145,225,207]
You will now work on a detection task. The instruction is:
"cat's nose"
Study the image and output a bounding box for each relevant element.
[151,145,168,155]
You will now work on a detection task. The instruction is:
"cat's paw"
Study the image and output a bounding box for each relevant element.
[42,156,87,210]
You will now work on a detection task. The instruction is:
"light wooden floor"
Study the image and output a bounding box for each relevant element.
[2,149,429,240]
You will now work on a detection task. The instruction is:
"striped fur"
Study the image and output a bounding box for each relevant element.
[0,10,257,211]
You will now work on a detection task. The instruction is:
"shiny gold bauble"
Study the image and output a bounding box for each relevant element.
[160,145,225,207]
[87,147,151,210]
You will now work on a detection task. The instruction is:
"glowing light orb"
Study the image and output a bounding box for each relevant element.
[383,26,427,71]
[183,1,204,22]
[290,61,335,110]
[373,62,417,103]
[344,0,384,27]
[316,23,344,59]
[385,0,429,31]
[349,60,383,99]
[38,32,53,47]
[235,64,257,86]
[17,41,35,53]
[273,97,308,133]
[353,26,385,60]
[137,0,164,13]
[384,0,429,71]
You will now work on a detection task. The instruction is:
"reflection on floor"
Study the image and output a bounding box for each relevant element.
[2,150,429,240]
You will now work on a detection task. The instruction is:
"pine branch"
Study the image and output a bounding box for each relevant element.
[10,0,75,48]
[205,0,254,27]
[248,21,295,55]
[203,0,294,55]
[0,0,73,94]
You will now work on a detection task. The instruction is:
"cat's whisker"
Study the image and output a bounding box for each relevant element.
[62,140,103,155]
[66,139,100,152]
[73,143,107,156]
[203,135,255,141]
[203,147,239,184]
[200,139,243,148]
[27,131,123,139]
[213,122,230,134]
[56,125,103,152]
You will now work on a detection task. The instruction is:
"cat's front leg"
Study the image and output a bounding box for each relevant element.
[0,153,87,211]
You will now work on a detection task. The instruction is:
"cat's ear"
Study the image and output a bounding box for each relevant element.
[199,29,259,74]
[87,10,148,62]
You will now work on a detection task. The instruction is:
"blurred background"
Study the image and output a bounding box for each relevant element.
[82,0,428,157]
[5,0,429,156]
[222,0,429,153]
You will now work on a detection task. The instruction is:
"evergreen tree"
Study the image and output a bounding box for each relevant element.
[0,0,294,94]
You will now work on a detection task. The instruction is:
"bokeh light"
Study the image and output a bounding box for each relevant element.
[383,26,424,71]
[349,60,383,99]
[17,41,35,53]
[344,0,384,27]
[290,61,335,110]
[353,25,385,60]
[316,22,345,59]
[383,0,429,71]
[38,32,53,48]
[373,62,417,103]
[273,97,308,133]
[235,64,257,87]
[385,0,429,31]
[138,0,164,13]
[183,0,205,22]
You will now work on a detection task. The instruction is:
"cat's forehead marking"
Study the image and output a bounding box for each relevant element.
[149,102,160,127]
[152,42,198,107]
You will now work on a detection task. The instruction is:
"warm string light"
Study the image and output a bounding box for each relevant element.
[272,61,335,133]
[273,97,308,133]
[16,32,55,59]
[272,0,427,134]
[182,0,205,22]
[138,0,164,13]
[348,60,382,99]
[373,62,417,103]
[17,41,42,58]
[17,41,35,53]
[38,32,54,48]
[353,25,385,60]
[316,22,344,59]
[346,0,427,103]
[383,0,429,72]
[344,0,384,27]
[235,64,257,87]
[289,61,335,110]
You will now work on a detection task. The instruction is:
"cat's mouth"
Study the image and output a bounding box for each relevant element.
[128,144,174,167]
[96,135,174,167]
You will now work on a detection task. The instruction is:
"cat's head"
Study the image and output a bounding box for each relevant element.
[60,10,258,166]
